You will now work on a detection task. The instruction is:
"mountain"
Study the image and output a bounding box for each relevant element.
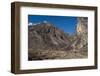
[28,18,88,60]
[28,21,70,51]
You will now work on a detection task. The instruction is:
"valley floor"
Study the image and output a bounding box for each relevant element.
[28,49,88,60]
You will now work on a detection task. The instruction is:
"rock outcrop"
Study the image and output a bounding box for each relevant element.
[71,17,88,51]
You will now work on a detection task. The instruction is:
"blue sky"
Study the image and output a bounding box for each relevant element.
[28,15,77,34]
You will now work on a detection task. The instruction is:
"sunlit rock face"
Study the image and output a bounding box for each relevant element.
[76,17,88,35]
[74,17,88,51]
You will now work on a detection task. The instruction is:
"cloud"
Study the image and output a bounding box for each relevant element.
[28,22,33,26]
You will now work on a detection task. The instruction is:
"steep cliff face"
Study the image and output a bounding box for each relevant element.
[72,17,88,51]
[76,17,88,35]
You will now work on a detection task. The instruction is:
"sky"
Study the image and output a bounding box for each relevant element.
[28,15,77,34]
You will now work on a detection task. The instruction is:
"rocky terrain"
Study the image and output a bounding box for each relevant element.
[28,17,88,60]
